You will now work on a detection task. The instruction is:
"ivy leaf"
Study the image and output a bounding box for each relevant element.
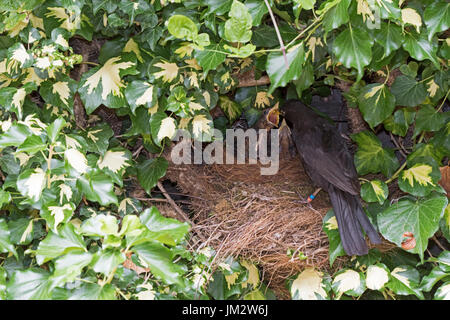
[219,95,243,123]
[78,55,137,114]
[423,2,450,41]
[0,218,17,257]
[383,108,415,137]
[46,117,66,143]
[420,266,450,292]
[91,249,125,276]
[403,31,439,69]
[191,113,213,141]
[224,0,253,43]
[167,15,198,40]
[60,283,116,300]
[398,161,442,197]
[361,179,389,205]
[140,206,190,246]
[124,80,157,114]
[434,282,450,300]
[387,265,424,299]
[137,157,168,194]
[245,0,268,26]
[35,223,86,265]
[331,269,366,298]
[133,242,185,286]
[352,131,400,177]
[0,123,32,148]
[413,105,448,138]
[390,75,427,107]
[358,83,396,128]
[290,268,329,300]
[195,44,226,74]
[6,269,54,300]
[16,134,47,155]
[267,43,305,94]
[378,193,448,261]
[82,123,114,155]
[40,77,76,114]
[149,58,180,84]
[41,202,76,233]
[322,210,345,267]
[51,251,94,287]
[365,264,390,291]
[150,112,177,147]
[80,214,119,237]
[77,170,118,206]
[332,25,372,81]
[374,21,404,57]
[322,0,351,32]
[16,168,46,202]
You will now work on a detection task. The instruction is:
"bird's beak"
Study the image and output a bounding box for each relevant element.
[266,104,281,127]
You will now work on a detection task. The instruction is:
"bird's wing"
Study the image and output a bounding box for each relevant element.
[292,123,360,195]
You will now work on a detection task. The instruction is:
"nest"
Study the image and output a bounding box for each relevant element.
[164,154,348,298]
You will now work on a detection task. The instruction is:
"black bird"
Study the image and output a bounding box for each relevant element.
[282,100,382,256]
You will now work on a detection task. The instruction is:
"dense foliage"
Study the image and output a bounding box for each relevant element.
[0,0,448,300]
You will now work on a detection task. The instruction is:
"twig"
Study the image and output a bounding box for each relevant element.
[264,0,289,70]
[157,181,207,241]
[390,132,407,159]
[432,236,447,251]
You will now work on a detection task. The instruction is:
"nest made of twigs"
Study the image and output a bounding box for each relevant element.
[163,154,340,298]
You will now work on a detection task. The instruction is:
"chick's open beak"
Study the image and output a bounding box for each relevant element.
[266,104,281,127]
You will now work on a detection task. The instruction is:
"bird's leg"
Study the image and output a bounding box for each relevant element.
[294,188,322,207]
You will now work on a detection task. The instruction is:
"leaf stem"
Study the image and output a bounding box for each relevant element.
[436,88,450,112]
[385,161,407,184]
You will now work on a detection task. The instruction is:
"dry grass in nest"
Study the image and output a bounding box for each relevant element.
[164,156,348,298]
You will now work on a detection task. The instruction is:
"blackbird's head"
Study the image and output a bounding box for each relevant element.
[280,100,308,127]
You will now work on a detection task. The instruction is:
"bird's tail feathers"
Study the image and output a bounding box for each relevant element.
[328,185,381,256]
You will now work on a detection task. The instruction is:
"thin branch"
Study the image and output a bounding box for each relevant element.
[264,0,289,70]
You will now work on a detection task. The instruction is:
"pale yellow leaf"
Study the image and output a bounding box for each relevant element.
[153,61,179,83]
[366,265,389,290]
[192,114,212,137]
[97,150,130,173]
[291,268,327,300]
[135,83,154,106]
[123,38,143,63]
[24,168,46,200]
[59,184,73,203]
[325,216,339,230]
[55,34,69,47]
[333,270,361,294]
[401,8,422,33]
[65,148,88,174]
[157,117,177,141]
[402,164,434,187]
[426,79,439,97]
[83,57,135,100]
[52,81,70,106]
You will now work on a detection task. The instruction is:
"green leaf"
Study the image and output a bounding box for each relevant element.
[383,108,415,137]
[0,123,32,148]
[413,105,448,138]
[245,0,268,26]
[51,251,94,287]
[0,218,17,257]
[78,55,137,114]
[358,83,396,128]
[374,21,404,57]
[378,193,448,261]
[361,180,389,205]
[420,266,450,292]
[352,131,400,177]
[91,249,125,276]
[398,161,442,197]
[124,80,157,114]
[6,269,54,300]
[77,170,118,206]
[167,15,198,40]
[322,0,351,32]
[219,95,243,123]
[332,26,373,81]
[40,78,76,114]
[82,123,114,155]
[140,206,190,246]
[41,202,76,233]
[224,0,253,43]
[16,135,47,155]
[35,224,86,265]
[0,190,11,209]
[423,2,450,41]
[46,117,66,143]
[63,283,116,300]
[390,75,427,107]
[195,44,226,74]
[137,157,168,194]
[267,43,305,94]
[80,214,119,237]
[16,168,46,203]
[440,204,450,242]
[133,242,185,286]
[322,210,345,267]
[403,31,439,68]
[387,265,424,299]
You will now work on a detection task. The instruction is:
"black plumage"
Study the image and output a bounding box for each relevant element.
[282,100,381,256]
